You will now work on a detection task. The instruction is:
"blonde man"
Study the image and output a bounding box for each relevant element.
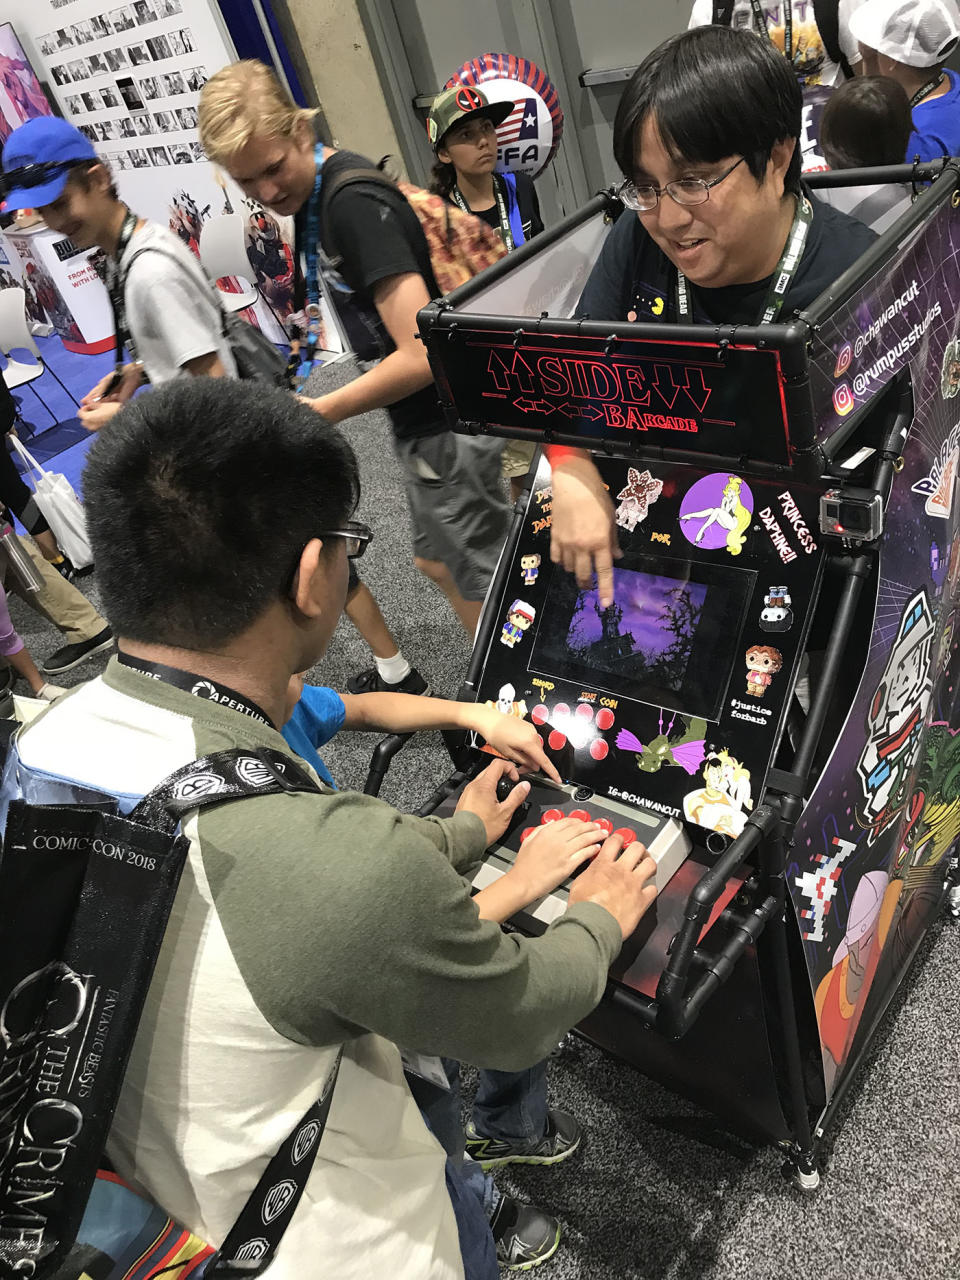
[199,61,510,637]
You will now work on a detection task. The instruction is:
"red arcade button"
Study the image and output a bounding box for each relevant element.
[531,704,549,725]
[548,730,567,751]
[590,739,609,761]
[596,708,615,731]
[569,808,592,823]
[521,827,536,843]
[575,702,595,719]
[542,808,564,824]
[613,827,637,846]
[595,818,614,836]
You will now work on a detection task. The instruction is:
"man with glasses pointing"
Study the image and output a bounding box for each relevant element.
[547,25,875,604]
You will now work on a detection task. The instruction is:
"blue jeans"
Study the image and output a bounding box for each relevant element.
[408,1057,550,1203]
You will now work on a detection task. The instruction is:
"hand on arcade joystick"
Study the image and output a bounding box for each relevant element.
[456,760,532,847]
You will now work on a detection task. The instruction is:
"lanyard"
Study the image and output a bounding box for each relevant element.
[910,74,945,108]
[750,0,792,65]
[450,173,515,251]
[293,142,327,384]
[105,209,140,368]
[675,193,813,326]
[117,651,274,727]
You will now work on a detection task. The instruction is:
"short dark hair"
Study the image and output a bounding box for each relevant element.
[613,26,803,195]
[83,380,360,647]
[67,158,119,202]
[820,76,913,170]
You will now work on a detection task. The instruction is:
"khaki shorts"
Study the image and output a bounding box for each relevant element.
[501,439,537,480]
[394,432,510,601]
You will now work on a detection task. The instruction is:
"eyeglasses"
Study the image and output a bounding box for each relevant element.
[1,159,85,195]
[316,520,374,560]
[617,157,745,213]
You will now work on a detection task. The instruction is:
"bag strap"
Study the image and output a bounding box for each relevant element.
[315,166,441,300]
[211,1047,343,1273]
[7,431,46,478]
[130,745,322,834]
[121,241,233,347]
[132,747,341,1274]
[711,1,735,23]
[813,0,853,78]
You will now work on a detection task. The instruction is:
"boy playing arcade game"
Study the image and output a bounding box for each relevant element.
[547,25,875,603]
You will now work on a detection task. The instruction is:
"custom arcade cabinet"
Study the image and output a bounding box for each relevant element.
[416,160,960,1185]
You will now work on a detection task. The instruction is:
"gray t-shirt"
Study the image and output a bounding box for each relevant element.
[120,222,237,385]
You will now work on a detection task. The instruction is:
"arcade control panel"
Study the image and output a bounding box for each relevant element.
[470,451,827,846]
[433,774,690,930]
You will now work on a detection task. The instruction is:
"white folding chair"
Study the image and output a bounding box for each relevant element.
[199,214,259,311]
[0,287,80,423]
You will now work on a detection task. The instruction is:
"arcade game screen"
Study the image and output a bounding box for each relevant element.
[530,558,755,721]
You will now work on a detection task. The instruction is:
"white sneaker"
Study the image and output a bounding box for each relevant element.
[36,682,67,701]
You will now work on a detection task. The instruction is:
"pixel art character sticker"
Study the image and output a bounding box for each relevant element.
[501,600,536,649]
[679,474,753,556]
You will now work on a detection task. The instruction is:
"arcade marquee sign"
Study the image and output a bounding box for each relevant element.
[427,330,792,466]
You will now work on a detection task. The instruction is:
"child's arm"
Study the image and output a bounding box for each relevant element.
[340,693,562,782]
[472,817,603,923]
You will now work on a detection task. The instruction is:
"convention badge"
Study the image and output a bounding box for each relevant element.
[400,1051,450,1091]
[443,52,564,178]
[615,468,663,533]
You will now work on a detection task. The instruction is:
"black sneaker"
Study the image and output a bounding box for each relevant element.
[346,665,432,696]
[489,1194,561,1271]
[465,1109,582,1170]
[41,626,114,676]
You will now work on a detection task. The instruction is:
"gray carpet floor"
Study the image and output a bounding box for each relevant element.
[14,365,959,1280]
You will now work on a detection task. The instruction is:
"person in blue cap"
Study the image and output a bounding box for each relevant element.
[1,117,235,430]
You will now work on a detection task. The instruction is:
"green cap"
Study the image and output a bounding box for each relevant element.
[427,85,513,148]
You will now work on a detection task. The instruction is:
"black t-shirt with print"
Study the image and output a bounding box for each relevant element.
[576,192,877,325]
[308,149,445,441]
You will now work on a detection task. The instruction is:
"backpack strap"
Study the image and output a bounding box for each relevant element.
[119,240,234,360]
[132,747,338,1275]
[318,166,441,300]
[813,0,853,78]
[130,745,322,835]
[711,1,735,23]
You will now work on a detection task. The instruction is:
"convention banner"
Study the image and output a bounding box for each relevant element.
[428,328,792,465]
[789,195,960,1100]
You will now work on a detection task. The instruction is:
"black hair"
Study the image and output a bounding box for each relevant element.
[820,76,912,170]
[429,156,457,198]
[83,379,360,647]
[67,157,119,202]
[612,25,803,195]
